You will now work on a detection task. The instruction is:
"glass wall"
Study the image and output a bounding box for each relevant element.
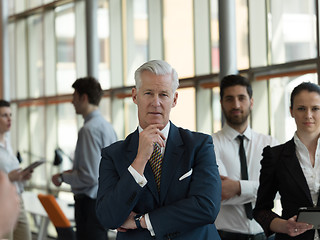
[56,4,76,95]
[163,0,194,78]
[269,0,317,64]
[3,0,320,203]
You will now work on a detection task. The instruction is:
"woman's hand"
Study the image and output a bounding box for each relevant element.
[8,168,33,182]
[270,216,313,237]
[286,216,313,236]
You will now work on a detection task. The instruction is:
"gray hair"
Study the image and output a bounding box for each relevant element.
[134,60,179,92]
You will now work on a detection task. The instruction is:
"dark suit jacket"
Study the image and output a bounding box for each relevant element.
[253,138,316,240]
[96,122,221,240]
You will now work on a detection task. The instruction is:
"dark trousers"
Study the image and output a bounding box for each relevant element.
[74,194,108,240]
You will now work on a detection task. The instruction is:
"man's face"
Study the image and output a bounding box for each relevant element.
[0,107,12,134]
[72,90,85,114]
[132,71,178,130]
[221,85,253,127]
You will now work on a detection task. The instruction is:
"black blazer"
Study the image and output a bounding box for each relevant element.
[253,138,316,240]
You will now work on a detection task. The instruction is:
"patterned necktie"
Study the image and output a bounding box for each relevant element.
[237,135,253,220]
[149,143,163,192]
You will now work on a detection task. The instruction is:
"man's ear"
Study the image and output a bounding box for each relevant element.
[132,88,138,104]
[249,97,254,110]
[172,92,178,108]
[81,93,89,103]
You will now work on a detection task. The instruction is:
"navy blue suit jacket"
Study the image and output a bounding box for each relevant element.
[253,138,316,240]
[96,122,221,239]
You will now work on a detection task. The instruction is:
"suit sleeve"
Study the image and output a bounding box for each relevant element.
[149,135,221,237]
[253,145,280,237]
[96,146,145,229]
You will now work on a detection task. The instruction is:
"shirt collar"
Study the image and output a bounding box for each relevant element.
[138,121,170,143]
[293,132,320,151]
[84,109,100,123]
[222,122,252,141]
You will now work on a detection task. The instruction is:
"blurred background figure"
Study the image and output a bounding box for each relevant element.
[52,77,117,240]
[0,171,20,238]
[0,100,33,240]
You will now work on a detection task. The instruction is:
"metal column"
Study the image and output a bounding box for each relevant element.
[218,0,238,79]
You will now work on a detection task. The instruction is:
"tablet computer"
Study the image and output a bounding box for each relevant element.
[22,160,46,173]
[297,207,320,229]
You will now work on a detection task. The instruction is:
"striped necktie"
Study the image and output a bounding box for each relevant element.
[149,143,163,192]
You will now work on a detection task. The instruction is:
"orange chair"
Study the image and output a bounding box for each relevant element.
[38,194,76,240]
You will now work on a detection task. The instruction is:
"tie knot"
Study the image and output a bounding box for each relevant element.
[237,135,244,143]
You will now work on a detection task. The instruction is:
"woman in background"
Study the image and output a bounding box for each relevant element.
[253,82,320,240]
[0,99,32,240]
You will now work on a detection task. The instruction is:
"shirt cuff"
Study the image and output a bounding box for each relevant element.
[239,180,258,199]
[145,213,155,236]
[128,165,147,187]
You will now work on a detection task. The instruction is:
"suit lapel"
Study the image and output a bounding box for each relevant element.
[159,123,184,203]
[282,139,313,204]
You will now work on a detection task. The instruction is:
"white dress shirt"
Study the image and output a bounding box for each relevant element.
[212,123,279,234]
[128,122,170,236]
[0,136,24,194]
[294,133,320,240]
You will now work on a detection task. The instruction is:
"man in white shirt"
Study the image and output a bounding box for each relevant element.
[213,74,278,240]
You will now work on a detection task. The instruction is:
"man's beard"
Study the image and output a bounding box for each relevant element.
[223,108,250,126]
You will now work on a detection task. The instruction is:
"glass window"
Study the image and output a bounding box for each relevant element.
[270,0,317,64]
[45,104,58,177]
[55,4,76,94]
[28,14,44,98]
[124,0,148,86]
[10,103,18,153]
[210,0,219,73]
[16,20,28,99]
[15,0,26,13]
[16,106,29,168]
[8,1,15,15]
[212,87,222,132]
[170,88,196,131]
[8,23,16,99]
[163,0,194,78]
[124,97,138,135]
[100,97,113,123]
[98,0,111,89]
[57,103,77,172]
[44,10,57,96]
[236,0,249,70]
[248,0,267,67]
[28,0,42,9]
[28,105,47,188]
[251,80,270,135]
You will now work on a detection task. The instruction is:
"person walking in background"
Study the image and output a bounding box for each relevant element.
[96,60,221,239]
[52,77,118,240]
[0,100,33,240]
[212,75,279,240]
[253,82,320,239]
